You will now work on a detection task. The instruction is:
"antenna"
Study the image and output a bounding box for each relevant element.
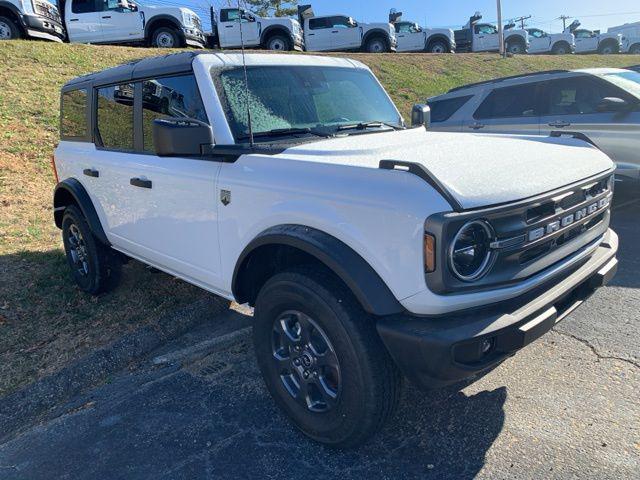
[238,0,254,146]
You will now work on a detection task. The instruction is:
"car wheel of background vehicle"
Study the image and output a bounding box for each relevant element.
[506,39,526,54]
[598,42,618,55]
[629,44,640,54]
[427,39,449,53]
[253,267,402,447]
[265,34,291,51]
[365,36,389,53]
[0,16,21,40]
[62,205,121,295]
[551,42,569,55]
[152,27,181,48]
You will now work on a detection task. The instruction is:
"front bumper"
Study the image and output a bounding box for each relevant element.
[22,14,65,42]
[377,229,618,390]
[183,28,206,48]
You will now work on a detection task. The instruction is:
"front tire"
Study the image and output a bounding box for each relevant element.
[629,43,640,55]
[264,34,292,51]
[61,205,121,295]
[506,39,526,55]
[253,268,401,447]
[152,27,182,48]
[0,16,21,40]
[364,36,389,53]
[598,42,619,55]
[551,42,570,55]
[427,39,449,53]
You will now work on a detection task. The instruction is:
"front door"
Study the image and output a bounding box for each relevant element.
[527,29,550,53]
[474,24,499,51]
[66,0,104,43]
[395,22,425,52]
[304,17,332,51]
[98,0,144,43]
[328,16,360,50]
[574,30,598,53]
[218,8,261,48]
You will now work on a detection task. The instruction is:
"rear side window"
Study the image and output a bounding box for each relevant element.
[428,95,473,122]
[96,84,135,151]
[61,89,88,139]
[72,0,98,14]
[309,18,329,30]
[142,75,208,152]
[474,83,539,119]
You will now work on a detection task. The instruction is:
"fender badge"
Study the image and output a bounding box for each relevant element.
[220,190,231,206]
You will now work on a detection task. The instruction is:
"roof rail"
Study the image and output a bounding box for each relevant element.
[447,69,571,93]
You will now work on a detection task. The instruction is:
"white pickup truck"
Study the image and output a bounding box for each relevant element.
[389,10,455,53]
[608,22,640,54]
[454,12,529,54]
[566,20,622,54]
[53,52,618,447]
[57,0,205,48]
[526,27,574,54]
[0,0,65,41]
[207,6,303,51]
[298,4,396,53]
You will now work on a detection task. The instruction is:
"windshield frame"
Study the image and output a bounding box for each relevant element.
[210,65,404,144]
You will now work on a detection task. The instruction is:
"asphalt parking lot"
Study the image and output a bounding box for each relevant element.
[0,196,638,480]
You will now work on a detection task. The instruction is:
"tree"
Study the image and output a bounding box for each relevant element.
[244,0,298,17]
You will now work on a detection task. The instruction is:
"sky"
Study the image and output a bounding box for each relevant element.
[142,1,640,34]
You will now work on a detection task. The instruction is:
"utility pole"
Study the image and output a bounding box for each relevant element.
[559,15,572,31]
[513,15,532,29]
[497,0,505,56]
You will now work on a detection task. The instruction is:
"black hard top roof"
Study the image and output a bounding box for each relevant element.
[62,51,208,91]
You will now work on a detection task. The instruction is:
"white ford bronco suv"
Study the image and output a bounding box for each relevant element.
[53,52,618,447]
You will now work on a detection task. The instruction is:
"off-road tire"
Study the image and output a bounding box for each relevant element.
[253,267,402,447]
[152,27,182,48]
[61,205,121,295]
[364,36,389,53]
[264,34,292,51]
[551,41,570,55]
[0,16,21,40]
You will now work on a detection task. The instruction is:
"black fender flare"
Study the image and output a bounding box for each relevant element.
[144,14,184,41]
[362,28,391,46]
[53,178,109,246]
[425,34,452,51]
[232,225,405,316]
[628,42,640,53]
[0,1,26,29]
[505,34,526,46]
[260,25,294,46]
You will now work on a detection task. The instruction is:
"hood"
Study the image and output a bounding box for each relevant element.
[275,129,613,210]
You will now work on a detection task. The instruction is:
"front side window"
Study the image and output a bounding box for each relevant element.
[61,89,88,139]
[212,66,401,141]
[575,30,592,39]
[96,84,134,150]
[329,16,353,29]
[429,95,473,122]
[474,83,539,119]
[142,75,208,152]
[309,18,329,30]
[528,29,545,38]
[541,76,635,116]
[72,0,98,14]
[476,24,497,35]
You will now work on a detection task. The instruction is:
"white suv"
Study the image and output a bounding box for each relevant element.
[53,52,618,447]
[427,69,640,186]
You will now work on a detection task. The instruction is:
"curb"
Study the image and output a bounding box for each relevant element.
[0,296,229,443]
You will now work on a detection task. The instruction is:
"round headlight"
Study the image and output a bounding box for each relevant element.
[449,220,494,281]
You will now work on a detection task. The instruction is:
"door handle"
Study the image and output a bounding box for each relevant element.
[548,121,571,127]
[130,177,152,189]
[332,31,339,33]
[468,122,485,130]
[69,18,79,22]
[225,25,234,28]
[83,168,99,178]
[102,15,111,19]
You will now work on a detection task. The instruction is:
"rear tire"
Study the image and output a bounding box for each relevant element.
[364,36,389,53]
[0,16,21,40]
[61,205,121,295]
[551,42,570,55]
[427,39,449,53]
[152,27,182,48]
[506,38,526,55]
[253,267,402,447]
[264,34,292,51]
[598,42,619,55]
[629,44,640,55]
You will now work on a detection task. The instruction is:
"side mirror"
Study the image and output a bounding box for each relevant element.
[411,104,431,128]
[153,118,213,157]
[597,97,629,113]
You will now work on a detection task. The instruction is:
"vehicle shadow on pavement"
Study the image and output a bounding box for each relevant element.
[610,194,640,289]
[0,325,506,480]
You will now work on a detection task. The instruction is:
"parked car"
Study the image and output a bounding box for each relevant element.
[53,52,618,447]
[427,68,640,185]
[608,22,640,54]
[389,9,455,53]
[207,6,303,51]
[526,27,574,54]
[454,12,529,54]
[297,4,397,52]
[0,0,65,42]
[57,0,205,48]
[566,20,622,54]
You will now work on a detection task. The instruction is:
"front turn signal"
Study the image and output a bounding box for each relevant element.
[424,233,436,273]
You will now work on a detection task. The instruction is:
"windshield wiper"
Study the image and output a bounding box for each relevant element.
[336,121,404,132]
[237,127,333,140]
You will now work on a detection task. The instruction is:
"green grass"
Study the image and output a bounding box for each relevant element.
[0,40,639,395]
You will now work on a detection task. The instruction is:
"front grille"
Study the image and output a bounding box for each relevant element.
[192,16,203,31]
[425,172,614,294]
[35,2,62,23]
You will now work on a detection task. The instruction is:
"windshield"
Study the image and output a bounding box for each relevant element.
[212,66,402,142]
[602,71,640,99]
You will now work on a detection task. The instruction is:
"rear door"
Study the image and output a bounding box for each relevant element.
[304,17,332,51]
[474,24,499,51]
[463,82,542,135]
[575,30,598,53]
[328,16,360,50]
[538,75,640,174]
[527,29,550,53]
[217,8,260,47]
[98,0,144,43]
[66,0,104,43]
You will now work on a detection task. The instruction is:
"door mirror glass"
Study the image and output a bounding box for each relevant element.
[153,118,213,157]
[411,104,431,128]
[597,97,630,112]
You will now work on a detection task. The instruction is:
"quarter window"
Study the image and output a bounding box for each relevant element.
[61,89,88,139]
[474,83,540,119]
[428,95,473,122]
[142,75,208,152]
[96,84,135,151]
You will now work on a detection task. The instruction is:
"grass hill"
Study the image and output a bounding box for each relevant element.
[1,40,639,395]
